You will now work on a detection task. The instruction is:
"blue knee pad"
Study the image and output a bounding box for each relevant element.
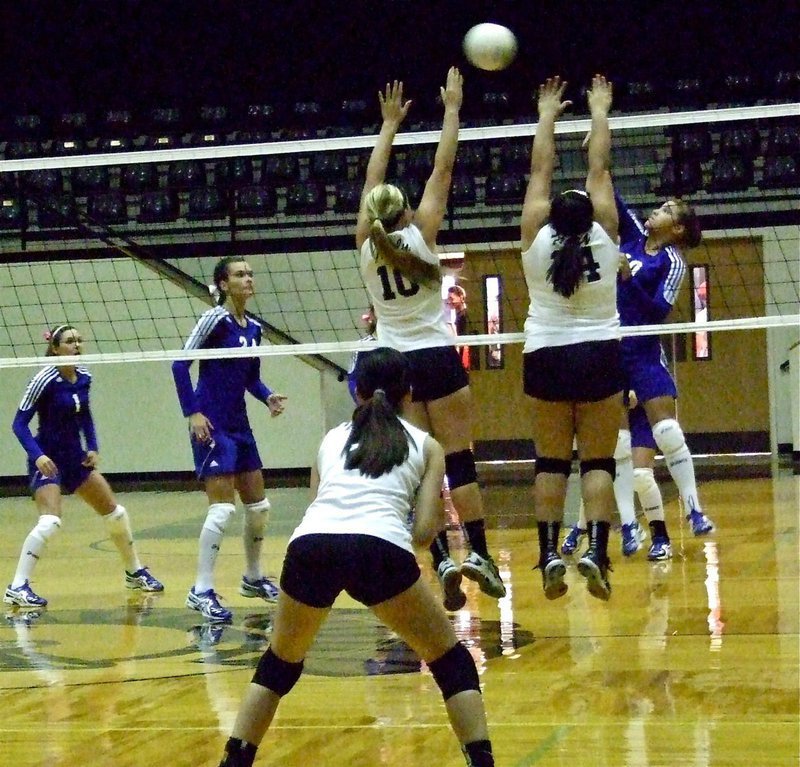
[534,457,572,477]
[580,457,616,479]
[428,641,480,701]
[252,647,304,696]
[445,450,477,490]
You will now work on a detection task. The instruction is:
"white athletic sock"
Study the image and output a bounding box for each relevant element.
[243,499,270,581]
[195,528,223,593]
[614,430,637,527]
[634,468,665,523]
[12,514,61,588]
[195,503,236,593]
[652,419,703,515]
[576,500,587,530]
[103,505,141,573]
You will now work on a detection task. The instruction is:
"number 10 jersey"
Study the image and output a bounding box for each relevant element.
[360,223,453,352]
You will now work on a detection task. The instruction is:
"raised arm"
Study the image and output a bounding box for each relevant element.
[584,74,618,241]
[614,187,646,247]
[520,76,571,251]
[355,81,412,249]
[414,66,463,249]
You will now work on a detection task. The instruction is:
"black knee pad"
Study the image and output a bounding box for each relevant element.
[534,457,572,477]
[580,457,616,479]
[445,449,477,490]
[252,647,304,696]
[428,641,481,701]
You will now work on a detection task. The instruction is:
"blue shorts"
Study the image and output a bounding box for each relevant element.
[629,404,657,450]
[281,534,420,608]
[621,341,677,403]
[191,429,263,479]
[28,454,92,495]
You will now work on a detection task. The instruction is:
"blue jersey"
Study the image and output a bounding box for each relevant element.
[12,366,98,463]
[616,192,686,356]
[172,306,272,434]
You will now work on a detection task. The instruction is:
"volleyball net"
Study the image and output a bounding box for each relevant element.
[0,102,797,470]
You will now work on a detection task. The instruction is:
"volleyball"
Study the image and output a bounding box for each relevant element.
[463,23,517,71]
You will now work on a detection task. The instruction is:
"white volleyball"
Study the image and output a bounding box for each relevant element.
[463,23,518,71]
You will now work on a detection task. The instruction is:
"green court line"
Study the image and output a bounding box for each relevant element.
[512,724,572,767]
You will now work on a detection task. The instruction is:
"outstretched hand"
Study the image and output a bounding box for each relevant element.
[267,393,288,417]
[440,66,463,111]
[379,81,412,126]
[587,74,613,115]
[537,76,571,120]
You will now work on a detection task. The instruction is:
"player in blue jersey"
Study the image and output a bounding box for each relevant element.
[217,347,495,767]
[172,257,288,623]
[4,324,163,609]
[357,70,506,611]
[615,190,715,536]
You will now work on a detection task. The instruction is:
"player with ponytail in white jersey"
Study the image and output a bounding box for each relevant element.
[357,68,505,611]
[217,347,496,767]
[519,75,623,602]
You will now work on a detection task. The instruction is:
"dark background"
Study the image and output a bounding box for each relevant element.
[1,0,796,128]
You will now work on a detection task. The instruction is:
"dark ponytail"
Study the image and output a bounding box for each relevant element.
[342,347,414,478]
[547,189,594,298]
[212,256,240,305]
[547,235,589,298]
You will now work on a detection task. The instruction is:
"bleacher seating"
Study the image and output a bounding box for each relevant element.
[0,70,795,232]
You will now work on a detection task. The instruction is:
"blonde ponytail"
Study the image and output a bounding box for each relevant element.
[369,220,440,288]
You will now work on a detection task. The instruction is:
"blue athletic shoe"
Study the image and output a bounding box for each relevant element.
[186,588,232,623]
[687,509,715,536]
[561,526,586,556]
[125,566,165,592]
[240,575,279,603]
[621,521,645,557]
[3,580,47,608]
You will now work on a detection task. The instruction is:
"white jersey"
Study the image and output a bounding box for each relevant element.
[360,223,452,351]
[522,222,621,352]
[289,417,429,553]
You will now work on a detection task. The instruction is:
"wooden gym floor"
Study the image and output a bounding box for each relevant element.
[0,462,797,766]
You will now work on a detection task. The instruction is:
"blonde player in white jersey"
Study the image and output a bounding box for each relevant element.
[356,68,505,612]
[520,75,625,602]
[217,347,496,767]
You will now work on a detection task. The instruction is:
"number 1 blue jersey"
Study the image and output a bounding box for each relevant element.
[12,366,96,462]
[359,223,452,352]
[172,306,271,434]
